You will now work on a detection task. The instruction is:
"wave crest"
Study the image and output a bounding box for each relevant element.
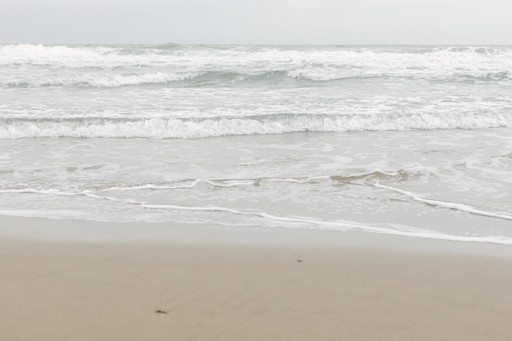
[1,112,511,139]
[3,44,512,85]
[3,71,199,88]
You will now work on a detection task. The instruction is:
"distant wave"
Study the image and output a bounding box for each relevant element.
[0,44,142,67]
[1,71,277,88]
[3,44,512,66]
[2,71,200,88]
[3,69,512,88]
[2,44,512,86]
[1,112,511,139]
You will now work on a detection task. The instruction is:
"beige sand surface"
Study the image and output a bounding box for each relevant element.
[1,233,512,341]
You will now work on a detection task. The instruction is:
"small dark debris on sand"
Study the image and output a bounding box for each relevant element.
[155,310,168,314]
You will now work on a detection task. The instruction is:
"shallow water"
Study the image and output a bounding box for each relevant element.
[1,44,511,245]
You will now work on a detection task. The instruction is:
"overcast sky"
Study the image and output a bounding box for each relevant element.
[1,0,511,45]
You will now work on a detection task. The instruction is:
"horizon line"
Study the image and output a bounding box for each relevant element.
[2,42,512,47]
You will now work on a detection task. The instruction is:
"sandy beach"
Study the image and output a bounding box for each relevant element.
[1,217,511,340]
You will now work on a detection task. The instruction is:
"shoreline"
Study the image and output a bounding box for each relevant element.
[1,218,512,340]
[1,215,512,258]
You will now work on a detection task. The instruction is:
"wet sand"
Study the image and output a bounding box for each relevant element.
[1,218,512,340]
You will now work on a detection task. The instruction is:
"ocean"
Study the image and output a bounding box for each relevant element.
[1,44,511,245]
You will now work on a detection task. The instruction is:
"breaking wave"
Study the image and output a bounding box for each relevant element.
[1,112,511,139]
[2,72,200,88]
[2,44,512,86]
[3,69,512,88]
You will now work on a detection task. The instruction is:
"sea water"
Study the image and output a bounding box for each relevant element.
[1,44,511,244]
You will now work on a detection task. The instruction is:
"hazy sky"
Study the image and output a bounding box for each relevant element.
[1,0,511,44]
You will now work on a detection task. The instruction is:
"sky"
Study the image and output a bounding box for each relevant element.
[1,0,511,45]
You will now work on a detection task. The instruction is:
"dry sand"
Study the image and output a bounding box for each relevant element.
[1,225,512,341]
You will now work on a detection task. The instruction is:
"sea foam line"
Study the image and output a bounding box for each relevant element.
[375,183,512,221]
[0,188,77,196]
[77,191,512,246]
[94,173,357,192]
[0,169,409,196]
[2,186,512,246]
[95,180,202,192]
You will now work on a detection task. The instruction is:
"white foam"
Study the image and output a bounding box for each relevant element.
[277,176,330,184]
[29,172,383,196]
[96,179,255,192]
[96,180,202,192]
[375,183,512,221]
[331,169,401,181]
[93,177,328,193]
[1,112,511,139]
[1,72,199,88]
[204,180,255,187]
[2,44,512,83]
[0,188,78,196]
[3,186,512,246]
